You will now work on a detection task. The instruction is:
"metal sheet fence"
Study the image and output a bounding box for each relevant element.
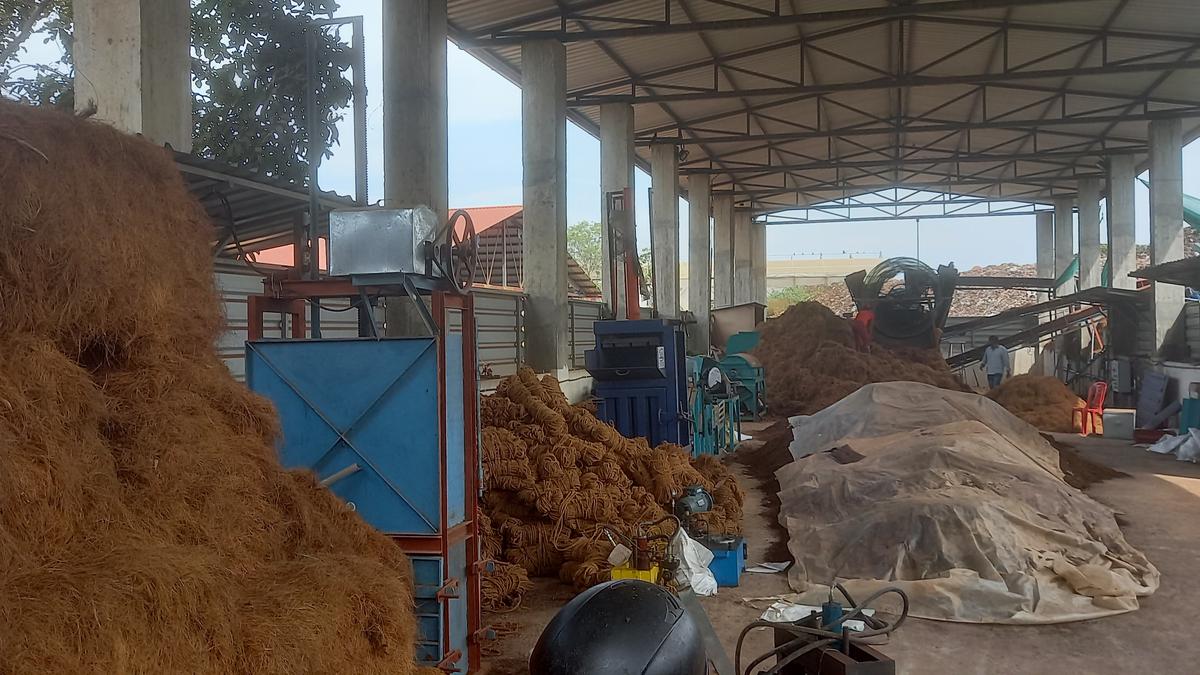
[569,299,606,369]
[216,263,532,382]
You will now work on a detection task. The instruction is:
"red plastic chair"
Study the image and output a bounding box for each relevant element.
[1072,381,1108,436]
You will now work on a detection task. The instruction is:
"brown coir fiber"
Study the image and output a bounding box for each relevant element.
[753,302,966,415]
[988,375,1085,433]
[479,368,744,605]
[0,102,418,674]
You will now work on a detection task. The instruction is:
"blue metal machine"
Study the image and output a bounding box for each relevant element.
[245,207,484,672]
[719,331,767,421]
[687,356,741,457]
[585,319,688,446]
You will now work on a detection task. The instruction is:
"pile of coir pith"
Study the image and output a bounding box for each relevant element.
[753,301,965,415]
[0,102,423,673]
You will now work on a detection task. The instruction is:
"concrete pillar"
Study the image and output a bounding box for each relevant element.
[521,41,568,373]
[74,0,192,150]
[733,210,754,305]
[752,218,767,305]
[688,176,712,352]
[1150,117,1185,349]
[1077,178,1102,289]
[1107,154,1137,290]
[383,0,448,336]
[651,145,680,318]
[1054,196,1075,293]
[713,195,735,308]
[383,0,447,214]
[1035,211,1055,280]
[601,103,636,313]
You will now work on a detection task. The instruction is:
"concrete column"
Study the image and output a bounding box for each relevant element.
[383,0,447,214]
[651,145,680,318]
[1035,211,1054,279]
[733,210,754,305]
[687,176,712,351]
[383,0,448,336]
[752,218,767,305]
[1054,196,1075,293]
[74,0,192,150]
[1150,117,1185,349]
[713,195,735,308]
[1077,178,1102,289]
[521,41,568,373]
[1107,154,1137,290]
[601,103,636,313]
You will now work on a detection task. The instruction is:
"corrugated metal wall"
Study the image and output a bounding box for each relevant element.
[568,300,605,369]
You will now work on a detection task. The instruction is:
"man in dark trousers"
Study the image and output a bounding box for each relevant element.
[980,335,1011,389]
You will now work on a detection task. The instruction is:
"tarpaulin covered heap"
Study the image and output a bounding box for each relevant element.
[778,382,1158,624]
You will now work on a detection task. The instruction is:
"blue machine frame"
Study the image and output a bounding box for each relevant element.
[246,292,482,672]
[585,319,687,446]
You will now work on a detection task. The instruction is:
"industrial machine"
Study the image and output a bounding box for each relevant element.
[719,331,767,421]
[739,585,908,675]
[529,580,708,675]
[245,207,485,673]
[846,257,959,349]
[585,318,688,446]
[688,356,741,457]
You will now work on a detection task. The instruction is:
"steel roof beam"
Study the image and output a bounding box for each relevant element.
[759,208,1050,224]
[678,148,1140,175]
[641,108,1199,145]
[462,0,1094,46]
[570,58,1200,105]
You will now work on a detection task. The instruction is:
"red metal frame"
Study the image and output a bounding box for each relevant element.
[247,277,483,673]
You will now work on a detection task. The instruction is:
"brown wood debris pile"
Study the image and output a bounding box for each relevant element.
[0,102,421,674]
[477,368,744,610]
[753,302,966,416]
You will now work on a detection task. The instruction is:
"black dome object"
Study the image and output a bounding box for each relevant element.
[529,580,707,675]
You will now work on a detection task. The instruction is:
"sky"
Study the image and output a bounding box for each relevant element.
[14,2,1200,270]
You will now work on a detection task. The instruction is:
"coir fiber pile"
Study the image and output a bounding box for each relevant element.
[753,302,964,415]
[988,374,1085,433]
[0,103,420,674]
[477,368,744,611]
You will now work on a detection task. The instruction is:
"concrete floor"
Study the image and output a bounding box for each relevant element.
[480,433,1200,674]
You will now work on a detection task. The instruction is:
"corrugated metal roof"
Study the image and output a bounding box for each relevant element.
[450,0,1200,214]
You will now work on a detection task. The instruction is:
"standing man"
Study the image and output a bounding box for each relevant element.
[980,335,1011,389]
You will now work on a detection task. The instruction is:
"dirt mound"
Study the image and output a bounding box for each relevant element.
[988,375,1084,433]
[0,102,418,674]
[1041,434,1128,489]
[753,302,965,415]
[479,369,744,603]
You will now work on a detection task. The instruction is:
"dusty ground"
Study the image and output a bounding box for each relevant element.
[480,428,1200,674]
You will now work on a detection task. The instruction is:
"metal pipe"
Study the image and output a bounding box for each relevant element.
[320,463,362,487]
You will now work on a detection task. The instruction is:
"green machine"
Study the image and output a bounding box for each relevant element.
[718,332,767,421]
[687,356,741,456]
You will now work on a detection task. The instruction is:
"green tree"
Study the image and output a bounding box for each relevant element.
[567,220,603,283]
[1,0,353,184]
[767,285,811,316]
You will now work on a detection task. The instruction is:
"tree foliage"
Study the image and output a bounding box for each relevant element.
[567,220,603,283]
[1,0,354,184]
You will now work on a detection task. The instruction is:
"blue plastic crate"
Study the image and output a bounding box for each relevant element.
[708,537,747,587]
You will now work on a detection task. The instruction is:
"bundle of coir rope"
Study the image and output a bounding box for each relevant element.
[477,368,743,612]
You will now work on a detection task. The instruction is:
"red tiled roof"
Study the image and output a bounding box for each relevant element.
[450,205,522,236]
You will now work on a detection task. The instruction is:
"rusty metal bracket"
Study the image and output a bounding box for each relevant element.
[436,577,460,601]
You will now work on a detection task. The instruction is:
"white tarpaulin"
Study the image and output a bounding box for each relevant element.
[777,383,1158,624]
